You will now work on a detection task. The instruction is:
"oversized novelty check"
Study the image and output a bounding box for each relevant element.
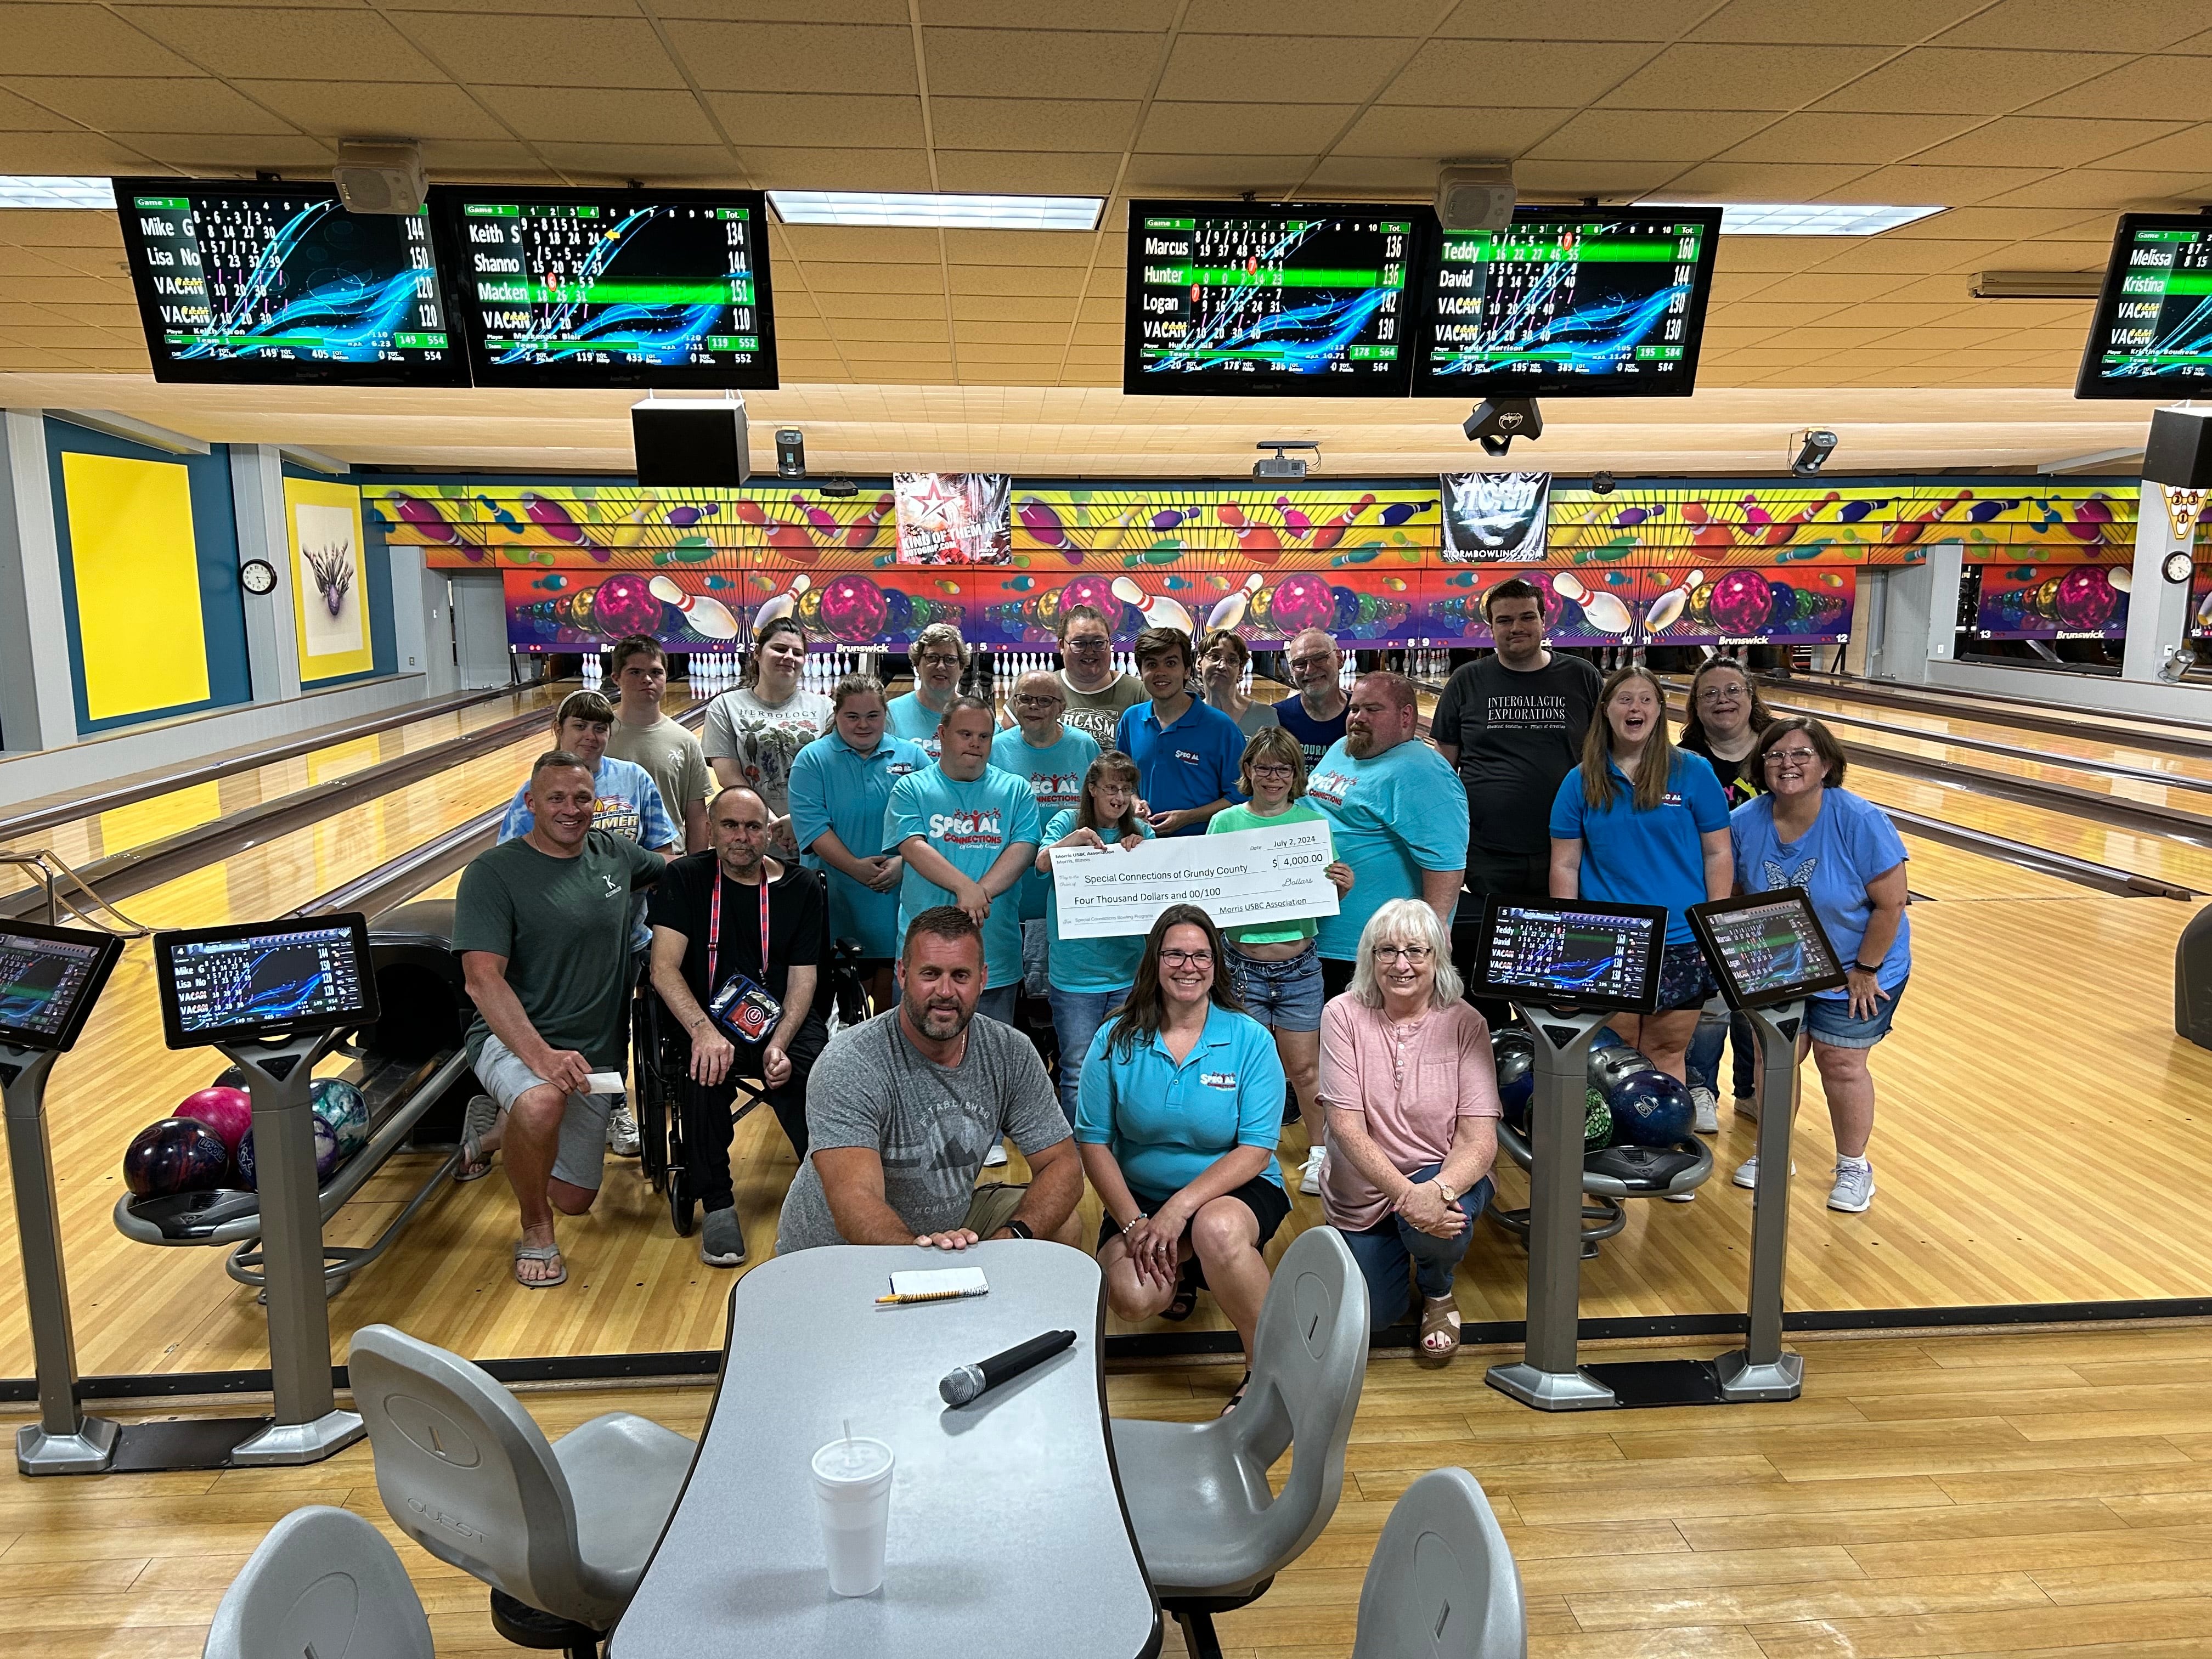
[1050,818,1339,940]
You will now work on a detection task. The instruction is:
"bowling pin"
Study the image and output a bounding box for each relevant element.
[649,576,740,641]
[1205,573,1264,633]
[1110,577,1197,636]
[754,574,811,631]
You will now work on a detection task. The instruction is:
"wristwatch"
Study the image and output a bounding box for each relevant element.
[1002,1218,1035,1240]
[1434,1178,1459,1204]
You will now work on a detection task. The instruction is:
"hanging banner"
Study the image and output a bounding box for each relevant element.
[1440,472,1550,563]
[894,472,1012,565]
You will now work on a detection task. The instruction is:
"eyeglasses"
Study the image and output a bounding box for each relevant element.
[1013,693,1064,708]
[1065,635,1109,650]
[1695,686,1745,704]
[1249,763,1294,778]
[1159,949,1214,968]
[916,653,963,669]
[1763,747,1821,766]
[1373,944,1433,963]
[1288,653,1334,670]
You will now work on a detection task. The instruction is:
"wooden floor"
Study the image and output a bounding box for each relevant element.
[1776,685,2212,786]
[13,1321,2212,1658]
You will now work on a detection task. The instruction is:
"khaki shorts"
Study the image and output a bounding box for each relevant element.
[961,1182,1030,1238]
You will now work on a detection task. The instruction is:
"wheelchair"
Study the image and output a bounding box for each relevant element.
[632,936,873,1237]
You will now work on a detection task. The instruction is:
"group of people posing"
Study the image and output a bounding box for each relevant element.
[448,580,1911,1387]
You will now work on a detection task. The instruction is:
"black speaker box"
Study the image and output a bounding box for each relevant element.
[2143,406,2212,489]
[631,400,749,488]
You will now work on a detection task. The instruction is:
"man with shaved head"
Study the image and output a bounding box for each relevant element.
[992,670,1101,1008]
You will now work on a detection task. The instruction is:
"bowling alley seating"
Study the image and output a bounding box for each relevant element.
[205,1504,435,1659]
[1350,1468,1526,1659]
[1108,1226,1368,1659]
[348,1324,696,1657]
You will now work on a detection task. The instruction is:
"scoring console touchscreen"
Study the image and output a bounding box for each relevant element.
[155,916,377,1048]
[1481,901,1663,1011]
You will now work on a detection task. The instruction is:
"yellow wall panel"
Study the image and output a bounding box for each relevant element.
[61,451,209,722]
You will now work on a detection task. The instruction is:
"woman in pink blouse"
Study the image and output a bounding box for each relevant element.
[1317,898,1502,1368]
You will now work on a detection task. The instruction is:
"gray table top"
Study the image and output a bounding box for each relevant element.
[611,1240,1163,1659]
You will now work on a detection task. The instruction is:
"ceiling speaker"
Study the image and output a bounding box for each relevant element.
[1436,165,1516,232]
[633,400,751,488]
[331,142,427,216]
[2143,406,2212,491]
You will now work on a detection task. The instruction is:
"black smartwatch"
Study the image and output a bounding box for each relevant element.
[1002,1219,1035,1240]
[1852,960,1882,974]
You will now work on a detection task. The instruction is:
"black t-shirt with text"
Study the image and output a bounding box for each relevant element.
[1679,729,1760,806]
[1430,653,1604,857]
[646,851,831,1020]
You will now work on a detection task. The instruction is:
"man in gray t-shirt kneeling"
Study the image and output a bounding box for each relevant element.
[776,905,1085,1254]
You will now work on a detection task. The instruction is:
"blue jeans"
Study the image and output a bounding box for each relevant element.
[1335,1163,1494,1330]
[1047,986,1124,1126]
[977,984,1018,1026]
[1688,1009,1757,1099]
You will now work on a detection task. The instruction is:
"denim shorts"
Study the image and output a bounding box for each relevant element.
[1227,943,1324,1032]
[1657,940,1718,1013]
[1804,976,1907,1049]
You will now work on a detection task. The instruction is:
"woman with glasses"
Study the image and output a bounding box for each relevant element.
[1317,899,1500,1368]
[1078,904,1288,1408]
[887,622,969,760]
[702,615,832,853]
[1040,603,1146,748]
[1550,665,1734,1084]
[1035,752,1153,1122]
[1730,717,1909,1214]
[1207,726,1355,1195]
[1675,657,1779,1132]
[1199,629,1282,740]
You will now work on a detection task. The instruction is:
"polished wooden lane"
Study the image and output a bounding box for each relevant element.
[1892,834,2088,902]
[0,684,567,871]
[1775,685,2212,783]
[13,1321,2212,1657]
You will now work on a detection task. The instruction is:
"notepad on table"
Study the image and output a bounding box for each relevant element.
[883,1266,989,1303]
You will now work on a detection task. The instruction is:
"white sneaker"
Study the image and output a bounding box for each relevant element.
[1691,1086,1719,1136]
[1731,1155,1795,1189]
[983,1141,1009,1168]
[1828,1161,1876,1212]
[1663,1189,1696,1204]
[608,1103,641,1158]
[1299,1146,1325,1195]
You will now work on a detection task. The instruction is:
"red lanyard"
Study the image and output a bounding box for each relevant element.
[708,870,771,991]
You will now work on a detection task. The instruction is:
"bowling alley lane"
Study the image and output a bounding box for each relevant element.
[1891,833,2090,901]
[0,682,566,871]
[1776,684,2212,782]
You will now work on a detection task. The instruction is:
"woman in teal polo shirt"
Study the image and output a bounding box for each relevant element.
[1036,751,1154,1124]
[1549,665,1733,1085]
[787,673,929,1011]
[1078,904,1287,1412]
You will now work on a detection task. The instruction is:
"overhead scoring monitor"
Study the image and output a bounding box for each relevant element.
[1412,205,1722,397]
[1124,199,1423,396]
[1475,898,1668,1014]
[2075,213,2212,399]
[115,179,465,386]
[432,187,777,388]
[153,914,379,1051]
[0,919,125,1054]
[1687,890,1848,1012]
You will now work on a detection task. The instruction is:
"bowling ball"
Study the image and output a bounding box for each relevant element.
[212,1064,250,1092]
[1269,572,1336,635]
[312,1077,370,1157]
[234,1116,342,1193]
[817,574,889,644]
[591,573,662,638]
[2055,566,2121,631]
[1058,574,1122,623]
[1608,1070,1695,1149]
[1707,570,1774,636]
[177,1086,252,1154]
[122,1118,230,1198]
[1492,1031,1535,1131]
[1581,1089,1616,1152]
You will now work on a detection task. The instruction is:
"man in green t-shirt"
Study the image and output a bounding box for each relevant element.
[455,749,665,1287]
[605,634,711,854]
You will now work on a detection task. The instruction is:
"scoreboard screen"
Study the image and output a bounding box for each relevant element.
[1124,200,1421,396]
[1412,206,1721,398]
[1688,890,1847,1011]
[154,914,379,1050]
[115,179,465,386]
[2076,214,2212,398]
[432,187,777,388]
[1475,899,1667,1014]
[0,921,121,1054]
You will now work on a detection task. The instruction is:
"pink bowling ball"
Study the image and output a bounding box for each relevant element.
[2053,566,2120,630]
[591,573,663,638]
[1057,574,1122,622]
[177,1085,253,1153]
[1707,569,1774,636]
[1269,572,1336,635]
[817,574,890,642]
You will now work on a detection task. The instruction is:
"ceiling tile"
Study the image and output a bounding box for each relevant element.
[1297,156,1459,194]
[949,266,1085,297]
[736,145,934,190]
[476,87,721,146]
[934,151,1120,194]
[831,319,951,343]
[1821,165,2055,206]
[1909,117,2191,170]
[1437,1,1715,40]
[707,92,927,150]
[1329,105,1572,160]
[1156,36,1406,104]
[117,134,335,171]
[665,21,917,95]
[0,218,127,258]
[239,80,510,142]
[1715,111,1996,165]
[120,6,444,80]
[2092,128,2212,174]
[416,139,543,173]
[1658,161,1877,199]
[656,0,910,19]
[923,29,1165,100]
[0,133,159,173]
[1382,41,1661,106]
[1976,170,2212,211]
[921,1,1176,29]
[532,142,738,179]
[1876,205,2103,240]
[0,246,74,277]
[1751,273,1917,304]
[952,294,1088,323]
[1690,0,1987,46]
[0,83,78,131]
[939,229,1095,267]
[1511,160,1680,196]
[2,76,298,134]
[1527,109,1771,164]
[1123,153,1311,194]
[812,291,949,319]
[1137,100,1356,154]
[1600,43,1893,111]
[808,264,944,296]
[1810,48,2127,116]
[1929,0,2211,53]
[0,3,202,74]
[394,12,681,89]
[929,97,1135,153]
[953,321,1070,345]
[2023,56,2212,121]
[776,225,943,264]
[1806,239,2010,274]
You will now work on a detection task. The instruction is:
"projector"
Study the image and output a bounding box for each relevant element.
[331,141,427,216]
[1254,439,1319,482]
[1436,165,1516,232]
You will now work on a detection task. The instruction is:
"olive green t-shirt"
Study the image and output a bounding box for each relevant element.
[1207,800,1335,947]
[453,831,663,1069]
[606,714,713,852]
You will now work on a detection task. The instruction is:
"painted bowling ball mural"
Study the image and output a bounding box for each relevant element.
[816,574,890,643]
[1976,562,2128,638]
[1706,569,1774,636]
[2055,566,2121,630]
[1264,572,1336,635]
[590,573,663,637]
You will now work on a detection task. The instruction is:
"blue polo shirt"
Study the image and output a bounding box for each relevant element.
[1075,1001,1286,1198]
[885,762,1042,989]
[1550,751,1731,944]
[1113,696,1246,836]
[885,691,945,760]
[1040,807,1155,992]
[1304,738,1468,961]
[788,729,930,959]
[991,725,1101,920]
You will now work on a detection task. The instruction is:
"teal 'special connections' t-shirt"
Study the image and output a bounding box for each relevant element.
[1075,1002,1286,1198]
[1303,738,1468,960]
[1040,807,1154,992]
[884,763,1042,989]
[992,726,1101,921]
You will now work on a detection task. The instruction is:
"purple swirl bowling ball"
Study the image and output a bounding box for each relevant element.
[122,1118,231,1198]
[1269,572,1337,635]
[2054,566,2120,630]
[816,574,889,643]
[234,1115,342,1193]
[591,573,663,638]
[1707,569,1774,636]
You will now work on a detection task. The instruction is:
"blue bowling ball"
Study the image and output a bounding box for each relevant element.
[234,1116,342,1192]
[1608,1070,1695,1148]
[1492,1031,1535,1131]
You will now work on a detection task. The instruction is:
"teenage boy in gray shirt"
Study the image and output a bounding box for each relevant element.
[776,906,1085,1253]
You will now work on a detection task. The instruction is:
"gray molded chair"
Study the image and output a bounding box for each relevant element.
[1351,1468,1527,1659]
[348,1323,697,1658]
[205,1504,434,1659]
[1109,1224,1369,1659]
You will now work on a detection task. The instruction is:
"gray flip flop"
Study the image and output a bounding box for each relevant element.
[454,1093,500,1184]
[513,1241,566,1289]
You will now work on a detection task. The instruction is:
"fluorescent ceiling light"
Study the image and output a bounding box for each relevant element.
[767,190,1103,231]
[1641,200,1945,236]
[0,176,117,209]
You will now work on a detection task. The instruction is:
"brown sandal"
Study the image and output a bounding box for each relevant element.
[1414,1296,1460,1369]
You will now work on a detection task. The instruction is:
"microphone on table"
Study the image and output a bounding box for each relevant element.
[939,1329,1077,1406]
